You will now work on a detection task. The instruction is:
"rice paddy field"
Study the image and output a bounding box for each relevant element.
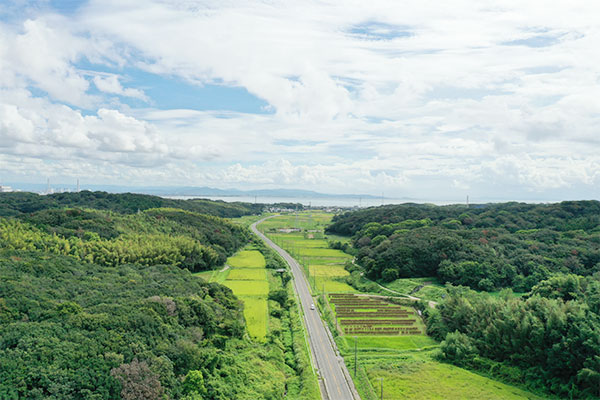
[259,211,355,294]
[196,248,269,340]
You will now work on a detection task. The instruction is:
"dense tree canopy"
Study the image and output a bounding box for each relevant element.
[0,191,264,218]
[328,201,600,291]
[0,252,288,399]
[0,207,250,272]
[427,281,600,398]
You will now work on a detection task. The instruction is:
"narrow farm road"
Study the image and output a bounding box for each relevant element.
[251,217,359,400]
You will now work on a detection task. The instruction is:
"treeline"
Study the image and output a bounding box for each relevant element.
[327,201,600,291]
[0,207,249,272]
[0,191,264,217]
[0,252,290,399]
[327,201,600,236]
[427,276,600,398]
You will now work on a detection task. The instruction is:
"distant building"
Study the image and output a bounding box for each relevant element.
[0,185,13,193]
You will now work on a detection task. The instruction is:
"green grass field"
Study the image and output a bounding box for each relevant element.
[194,268,230,283]
[383,277,447,302]
[227,268,267,280]
[239,296,268,340]
[338,336,546,400]
[315,277,356,293]
[223,280,269,296]
[309,264,349,277]
[340,335,437,351]
[364,354,546,400]
[227,250,266,268]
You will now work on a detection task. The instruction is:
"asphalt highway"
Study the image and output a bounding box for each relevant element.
[251,217,358,400]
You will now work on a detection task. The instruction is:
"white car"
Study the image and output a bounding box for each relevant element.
[310,303,315,310]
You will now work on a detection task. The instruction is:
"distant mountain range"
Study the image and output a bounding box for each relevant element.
[5,183,382,200]
[146,186,382,199]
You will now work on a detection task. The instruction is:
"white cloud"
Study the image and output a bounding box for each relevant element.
[93,74,148,100]
[1,1,600,200]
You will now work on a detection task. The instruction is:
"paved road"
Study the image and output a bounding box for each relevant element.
[251,217,358,400]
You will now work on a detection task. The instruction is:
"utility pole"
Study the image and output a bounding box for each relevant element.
[354,336,358,378]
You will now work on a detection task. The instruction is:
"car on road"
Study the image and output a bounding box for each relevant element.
[310,303,315,310]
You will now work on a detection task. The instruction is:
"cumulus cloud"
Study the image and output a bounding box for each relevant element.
[1,1,600,199]
[92,75,148,100]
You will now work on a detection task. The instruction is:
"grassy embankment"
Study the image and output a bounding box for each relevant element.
[259,211,356,293]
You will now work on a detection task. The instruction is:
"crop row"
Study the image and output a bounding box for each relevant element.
[339,319,416,325]
[343,327,421,332]
[343,328,421,334]
[336,312,411,318]
[335,307,410,313]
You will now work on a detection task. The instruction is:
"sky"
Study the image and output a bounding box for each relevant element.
[1,0,599,201]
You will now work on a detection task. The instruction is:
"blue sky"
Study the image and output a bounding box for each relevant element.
[1,0,599,201]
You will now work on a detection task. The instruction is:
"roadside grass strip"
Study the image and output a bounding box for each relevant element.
[227,268,267,280]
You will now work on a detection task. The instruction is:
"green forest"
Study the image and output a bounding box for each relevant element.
[0,191,264,218]
[327,201,600,397]
[0,192,316,399]
[328,201,600,291]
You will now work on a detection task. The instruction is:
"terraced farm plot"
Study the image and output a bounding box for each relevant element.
[316,277,355,293]
[329,294,425,336]
[309,264,349,277]
[224,280,269,296]
[297,247,351,258]
[239,296,268,339]
[227,250,266,268]
[216,249,270,340]
[227,268,267,280]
